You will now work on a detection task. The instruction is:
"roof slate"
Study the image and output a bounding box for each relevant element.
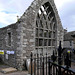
[64,31,75,41]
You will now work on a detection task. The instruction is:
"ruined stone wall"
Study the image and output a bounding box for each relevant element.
[0,23,19,67]
[48,0,64,47]
[20,0,64,55]
[16,5,36,70]
[15,0,64,70]
[0,0,64,70]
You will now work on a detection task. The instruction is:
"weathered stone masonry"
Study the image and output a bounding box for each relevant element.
[0,0,63,70]
[0,24,18,67]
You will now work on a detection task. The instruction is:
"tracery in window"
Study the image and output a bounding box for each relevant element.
[35,2,57,52]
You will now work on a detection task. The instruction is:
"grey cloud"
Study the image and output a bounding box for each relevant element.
[58,1,75,31]
[0,0,34,15]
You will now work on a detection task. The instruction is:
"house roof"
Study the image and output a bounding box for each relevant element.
[64,31,75,41]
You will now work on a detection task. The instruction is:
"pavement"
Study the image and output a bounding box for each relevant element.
[71,62,75,69]
[0,71,28,75]
[0,62,75,75]
[0,64,29,75]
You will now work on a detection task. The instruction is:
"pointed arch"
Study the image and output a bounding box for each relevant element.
[35,2,57,54]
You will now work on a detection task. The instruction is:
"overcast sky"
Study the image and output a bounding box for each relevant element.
[0,0,75,32]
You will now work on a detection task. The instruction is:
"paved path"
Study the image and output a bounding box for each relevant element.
[71,62,75,69]
[0,71,28,75]
[0,63,75,75]
[0,65,29,75]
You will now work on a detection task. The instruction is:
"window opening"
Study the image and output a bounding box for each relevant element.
[35,2,56,53]
[8,32,11,46]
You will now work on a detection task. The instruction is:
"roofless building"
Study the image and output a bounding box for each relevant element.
[0,0,63,70]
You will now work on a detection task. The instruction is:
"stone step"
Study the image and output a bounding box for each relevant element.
[1,67,17,73]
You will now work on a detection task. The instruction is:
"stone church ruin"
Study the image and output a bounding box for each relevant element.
[0,0,63,70]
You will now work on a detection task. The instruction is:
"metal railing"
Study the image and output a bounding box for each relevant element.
[30,41,75,75]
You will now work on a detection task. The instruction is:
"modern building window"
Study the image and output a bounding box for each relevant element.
[70,41,72,46]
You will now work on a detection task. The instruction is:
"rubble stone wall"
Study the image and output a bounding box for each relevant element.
[0,0,64,70]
